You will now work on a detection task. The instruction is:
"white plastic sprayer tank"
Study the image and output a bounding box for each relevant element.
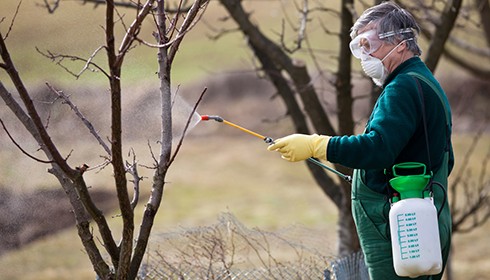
[388,163,442,278]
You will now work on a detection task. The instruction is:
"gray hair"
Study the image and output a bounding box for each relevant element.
[350,2,422,56]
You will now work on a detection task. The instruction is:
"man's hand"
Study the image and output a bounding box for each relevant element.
[267,134,330,162]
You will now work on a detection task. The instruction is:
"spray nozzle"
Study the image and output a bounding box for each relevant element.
[201,115,224,122]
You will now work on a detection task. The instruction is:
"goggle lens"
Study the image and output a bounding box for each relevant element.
[350,30,382,59]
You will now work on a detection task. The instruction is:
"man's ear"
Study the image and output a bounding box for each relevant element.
[397,41,407,53]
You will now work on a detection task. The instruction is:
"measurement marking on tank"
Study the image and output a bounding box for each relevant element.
[397,213,420,260]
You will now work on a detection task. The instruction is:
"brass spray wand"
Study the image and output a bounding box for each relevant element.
[201,115,352,183]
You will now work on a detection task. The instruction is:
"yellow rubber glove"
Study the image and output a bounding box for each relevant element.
[267,134,330,162]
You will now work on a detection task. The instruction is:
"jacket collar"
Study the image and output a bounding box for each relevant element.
[383,56,422,86]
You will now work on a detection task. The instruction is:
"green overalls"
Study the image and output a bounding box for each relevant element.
[352,72,452,280]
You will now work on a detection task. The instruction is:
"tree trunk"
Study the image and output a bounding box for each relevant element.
[424,0,463,72]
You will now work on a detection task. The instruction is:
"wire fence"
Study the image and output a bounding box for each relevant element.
[136,213,368,280]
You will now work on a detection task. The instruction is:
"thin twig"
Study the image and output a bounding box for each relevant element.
[147,139,159,167]
[88,158,111,173]
[0,117,53,163]
[45,82,112,156]
[0,34,75,177]
[167,0,209,63]
[36,47,110,79]
[450,124,485,211]
[132,32,190,49]
[40,0,60,13]
[77,46,106,77]
[117,0,154,56]
[167,87,207,167]
[166,0,185,41]
[4,0,23,40]
[79,0,192,13]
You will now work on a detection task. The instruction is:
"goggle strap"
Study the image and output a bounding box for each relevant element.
[378,28,414,39]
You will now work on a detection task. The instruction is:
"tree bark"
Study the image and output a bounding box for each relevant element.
[424,0,463,72]
[103,1,134,278]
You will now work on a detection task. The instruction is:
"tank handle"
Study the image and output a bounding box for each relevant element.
[392,162,427,177]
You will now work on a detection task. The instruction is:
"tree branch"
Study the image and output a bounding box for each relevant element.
[219,0,336,137]
[128,5,170,276]
[0,81,115,278]
[3,0,23,40]
[167,0,210,65]
[79,0,193,13]
[104,0,134,277]
[420,0,463,72]
[0,117,53,164]
[442,47,490,80]
[45,83,112,156]
[36,46,110,79]
[117,0,155,65]
[167,87,207,167]
[128,0,208,276]
[249,37,344,209]
[0,32,77,178]
[39,0,60,14]
[450,126,490,234]
[276,0,308,54]
[126,148,142,211]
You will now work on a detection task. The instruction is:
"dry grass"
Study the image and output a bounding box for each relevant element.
[0,132,488,279]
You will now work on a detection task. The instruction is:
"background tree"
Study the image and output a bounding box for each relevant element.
[216,0,490,259]
[0,0,208,279]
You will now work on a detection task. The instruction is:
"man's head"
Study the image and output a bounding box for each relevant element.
[350,2,421,57]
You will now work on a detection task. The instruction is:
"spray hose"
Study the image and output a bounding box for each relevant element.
[201,115,352,183]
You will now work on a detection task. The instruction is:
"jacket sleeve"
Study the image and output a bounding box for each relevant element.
[327,75,421,169]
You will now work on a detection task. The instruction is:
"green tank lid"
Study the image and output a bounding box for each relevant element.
[388,162,432,200]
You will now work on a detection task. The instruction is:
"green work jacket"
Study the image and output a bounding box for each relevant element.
[327,56,454,193]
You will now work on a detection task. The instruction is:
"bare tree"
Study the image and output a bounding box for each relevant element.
[215,0,490,258]
[399,0,490,78]
[0,0,208,279]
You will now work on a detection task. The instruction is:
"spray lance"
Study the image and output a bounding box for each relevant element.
[201,115,352,183]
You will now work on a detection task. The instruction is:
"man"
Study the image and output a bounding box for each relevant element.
[267,2,453,279]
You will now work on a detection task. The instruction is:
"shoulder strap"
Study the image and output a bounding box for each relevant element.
[412,77,433,172]
[407,73,451,216]
[407,72,451,127]
[408,72,452,152]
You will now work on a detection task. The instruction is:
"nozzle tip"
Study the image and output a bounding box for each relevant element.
[200,115,223,122]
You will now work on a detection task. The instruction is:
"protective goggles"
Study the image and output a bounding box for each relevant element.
[349,29,382,59]
[350,28,414,59]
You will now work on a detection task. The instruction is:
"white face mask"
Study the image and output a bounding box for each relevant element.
[360,55,386,86]
[360,40,407,87]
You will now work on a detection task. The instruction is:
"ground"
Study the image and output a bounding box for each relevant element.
[0,72,488,279]
[0,187,117,256]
